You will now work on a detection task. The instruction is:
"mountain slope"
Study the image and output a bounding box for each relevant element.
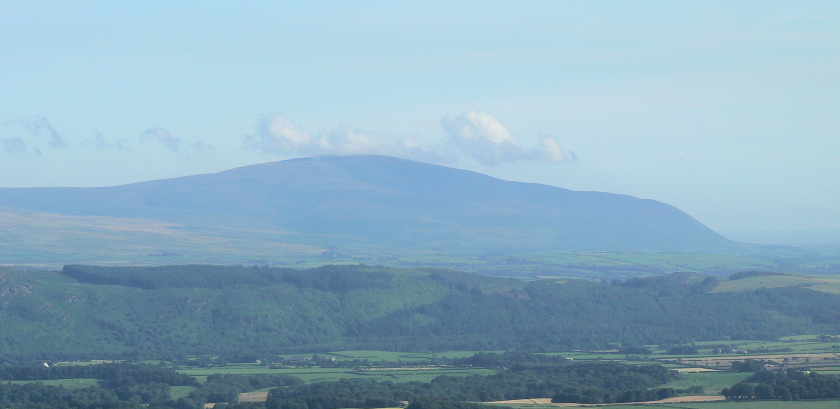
[1,265,838,358]
[0,155,730,252]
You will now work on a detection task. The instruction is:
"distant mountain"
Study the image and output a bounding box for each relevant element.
[0,155,731,252]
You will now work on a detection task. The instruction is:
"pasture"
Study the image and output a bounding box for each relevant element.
[712,273,840,294]
[329,350,491,361]
[534,252,776,272]
[589,401,840,409]
[661,371,751,395]
[9,378,100,390]
[176,362,496,384]
[173,334,840,399]
[491,397,839,409]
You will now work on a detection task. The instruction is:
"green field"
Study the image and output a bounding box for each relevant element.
[662,371,751,395]
[492,398,840,409]
[10,378,100,389]
[586,401,840,409]
[691,339,839,355]
[170,385,197,400]
[329,350,492,362]
[177,363,497,384]
[713,274,840,294]
[177,366,357,384]
[12,336,840,406]
[172,334,840,401]
[532,252,776,271]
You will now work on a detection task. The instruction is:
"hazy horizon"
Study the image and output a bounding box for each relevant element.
[2,2,838,234]
[722,228,840,247]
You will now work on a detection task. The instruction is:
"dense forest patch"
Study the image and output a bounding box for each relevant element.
[0,265,838,359]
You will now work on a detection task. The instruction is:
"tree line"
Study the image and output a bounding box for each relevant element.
[723,369,840,401]
[266,354,678,408]
[0,354,683,409]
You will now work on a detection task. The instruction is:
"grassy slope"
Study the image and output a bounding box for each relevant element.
[3,210,834,280]
[0,209,324,268]
[0,208,788,278]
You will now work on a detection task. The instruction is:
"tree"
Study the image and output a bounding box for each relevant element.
[754,384,773,399]
[777,386,793,401]
[728,383,754,400]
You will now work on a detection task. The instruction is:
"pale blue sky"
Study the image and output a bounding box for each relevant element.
[1,1,838,234]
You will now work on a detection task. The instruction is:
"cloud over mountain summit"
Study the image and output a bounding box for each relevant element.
[441,112,574,166]
[244,111,575,166]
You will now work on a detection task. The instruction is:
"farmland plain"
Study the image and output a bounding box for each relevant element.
[6,335,840,408]
[190,335,840,406]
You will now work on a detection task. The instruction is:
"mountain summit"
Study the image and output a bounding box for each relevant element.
[0,155,730,252]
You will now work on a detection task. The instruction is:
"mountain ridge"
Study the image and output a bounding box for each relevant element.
[0,155,731,252]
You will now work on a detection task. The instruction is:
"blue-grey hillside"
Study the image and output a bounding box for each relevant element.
[0,155,731,251]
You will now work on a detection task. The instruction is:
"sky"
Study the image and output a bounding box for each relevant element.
[1,1,838,235]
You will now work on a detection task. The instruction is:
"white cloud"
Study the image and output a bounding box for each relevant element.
[441,111,574,166]
[140,127,181,151]
[21,116,65,149]
[243,114,449,163]
[1,117,211,159]
[0,117,66,155]
[138,128,213,154]
[189,140,214,152]
[539,136,577,163]
[243,112,575,167]
[92,133,129,151]
[244,114,312,154]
